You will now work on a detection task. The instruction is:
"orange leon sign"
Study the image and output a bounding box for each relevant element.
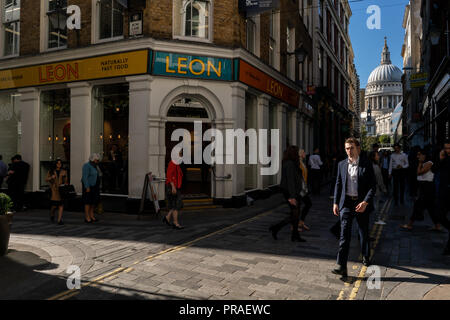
[239,60,299,107]
[38,63,80,83]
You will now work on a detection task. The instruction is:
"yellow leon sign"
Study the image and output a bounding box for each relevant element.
[0,50,149,90]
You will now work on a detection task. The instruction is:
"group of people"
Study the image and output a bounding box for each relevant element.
[0,154,30,213]
[273,138,450,279]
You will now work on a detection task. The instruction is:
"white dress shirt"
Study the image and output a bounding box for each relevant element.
[309,154,323,170]
[346,157,359,197]
[417,161,434,182]
[389,152,409,175]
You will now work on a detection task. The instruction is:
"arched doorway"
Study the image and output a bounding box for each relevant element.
[165,98,212,197]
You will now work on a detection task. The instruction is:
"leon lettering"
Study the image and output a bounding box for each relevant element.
[39,63,79,83]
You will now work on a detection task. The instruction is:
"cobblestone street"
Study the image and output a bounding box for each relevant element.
[1,188,449,300]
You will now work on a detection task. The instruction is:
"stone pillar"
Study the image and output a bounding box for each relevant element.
[68,82,92,193]
[229,83,247,197]
[18,88,40,192]
[127,75,152,198]
[256,94,269,190]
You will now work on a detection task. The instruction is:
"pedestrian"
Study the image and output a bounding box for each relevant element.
[269,145,306,242]
[435,140,450,255]
[82,153,101,223]
[332,138,376,277]
[408,146,420,198]
[6,154,30,212]
[163,152,184,230]
[389,143,409,206]
[370,151,387,225]
[298,149,312,232]
[46,159,68,225]
[309,148,323,195]
[400,150,441,231]
[0,155,7,189]
[380,150,391,191]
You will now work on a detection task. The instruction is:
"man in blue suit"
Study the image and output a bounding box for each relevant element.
[332,138,376,277]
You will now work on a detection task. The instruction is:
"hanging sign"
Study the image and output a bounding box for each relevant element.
[238,0,280,16]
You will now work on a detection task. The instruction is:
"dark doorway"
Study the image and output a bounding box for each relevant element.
[165,122,212,197]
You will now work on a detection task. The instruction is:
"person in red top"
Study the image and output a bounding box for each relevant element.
[163,157,184,229]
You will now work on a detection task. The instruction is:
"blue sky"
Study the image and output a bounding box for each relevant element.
[349,0,409,88]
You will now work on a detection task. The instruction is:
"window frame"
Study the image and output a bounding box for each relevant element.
[94,0,125,44]
[1,0,20,58]
[43,0,68,52]
[173,0,213,43]
[246,15,256,54]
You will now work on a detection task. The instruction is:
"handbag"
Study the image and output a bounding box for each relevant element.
[59,184,76,200]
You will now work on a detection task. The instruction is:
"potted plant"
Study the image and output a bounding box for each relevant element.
[0,193,14,256]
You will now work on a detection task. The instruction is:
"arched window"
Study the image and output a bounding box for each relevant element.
[175,0,211,40]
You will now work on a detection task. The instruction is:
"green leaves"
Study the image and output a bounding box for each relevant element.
[0,193,13,215]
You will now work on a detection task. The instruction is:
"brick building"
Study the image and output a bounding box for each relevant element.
[0,0,347,210]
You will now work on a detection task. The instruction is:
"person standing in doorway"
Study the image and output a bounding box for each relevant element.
[298,149,312,232]
[6,155,30,212]
[46,159,68,225]
[309,148,323,195]
[82,154,101,223]
[434,141,450,255]
[0,155,7,189]
[269,145,306,242]
[389,143,409,206]
[332,138,376,278]
[163,153,184,230]
[400,150,441,231]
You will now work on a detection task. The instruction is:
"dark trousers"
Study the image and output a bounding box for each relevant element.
[8,183,25,211]
[337,197,370,267]
[310,169,321,194]
[299,194,312,221]
[271,194,301,238]
[392,169,406,204]
[410,181,439,224]
[381,168,389,190]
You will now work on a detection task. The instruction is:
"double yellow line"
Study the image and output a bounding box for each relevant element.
[47,208,277,300]
[337,197,392,300]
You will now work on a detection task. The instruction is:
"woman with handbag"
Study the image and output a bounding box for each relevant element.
[401,150,441,231]
[46,159,68,225]
[269,145,306,242]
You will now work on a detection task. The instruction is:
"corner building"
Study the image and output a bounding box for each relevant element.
[0,0,318,209]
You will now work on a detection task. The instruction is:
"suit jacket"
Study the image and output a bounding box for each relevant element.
[333,156,376,212]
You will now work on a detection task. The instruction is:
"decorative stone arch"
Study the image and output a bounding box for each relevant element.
[159,85,225,122]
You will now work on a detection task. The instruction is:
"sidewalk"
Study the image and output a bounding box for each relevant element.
[1,185,449,300]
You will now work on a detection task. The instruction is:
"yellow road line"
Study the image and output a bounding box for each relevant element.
[336,197,392,300]
[47,206,279,300]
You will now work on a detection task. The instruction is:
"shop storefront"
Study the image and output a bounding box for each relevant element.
[0,45,303,209]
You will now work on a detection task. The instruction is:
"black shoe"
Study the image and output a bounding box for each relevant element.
[92,218,99,223]
[57,220,64,226]
[173,225,184,230]
[50,216,55,223]
[269,226,278,240]
[291,234,306,242]
[362,257,371,267]
[332,266,348,277]
[84,219,92,223]
[163,216,172,227]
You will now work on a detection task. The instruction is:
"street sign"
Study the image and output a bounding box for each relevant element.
[129,12,143,37]
[239,0,280,16]
[410,72,428,88]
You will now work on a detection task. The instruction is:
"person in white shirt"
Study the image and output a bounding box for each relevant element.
[401,150,441,231]
[309,148,323,195]
[389,143,409,205]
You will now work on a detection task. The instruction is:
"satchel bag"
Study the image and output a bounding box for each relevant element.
[59,184,76,200]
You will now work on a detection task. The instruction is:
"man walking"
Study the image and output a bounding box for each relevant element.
[389,143,409,206]
[309,148,323,195]
[6,155,30,212]
[332,138,376,277]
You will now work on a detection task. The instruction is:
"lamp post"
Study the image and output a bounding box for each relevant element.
[287,44,308,87]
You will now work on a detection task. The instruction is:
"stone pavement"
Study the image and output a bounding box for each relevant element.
[1,186,449,300]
